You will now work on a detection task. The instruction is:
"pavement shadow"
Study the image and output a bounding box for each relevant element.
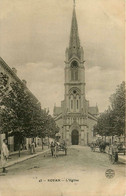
[27,166,40,170]
[117,161,125,165]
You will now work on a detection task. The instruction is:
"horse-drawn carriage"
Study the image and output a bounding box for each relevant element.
[90,142,100,152]
[90,138,109,153]
[57,140,67,155]
[50,133,67,157]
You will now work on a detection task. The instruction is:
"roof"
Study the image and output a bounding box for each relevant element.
[0,57,38,102]
[89,106,99,115]
[88,113,98,121]
[53,113,62,121]
[53,106,62,116]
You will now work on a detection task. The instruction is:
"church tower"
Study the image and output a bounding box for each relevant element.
[63,1,88,145]
[53,1,98,146]
[65,1,85,114]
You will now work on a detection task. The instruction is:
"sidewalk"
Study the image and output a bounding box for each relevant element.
[105,148,126,164]
[0,146,50,169]
[118,154,126,164]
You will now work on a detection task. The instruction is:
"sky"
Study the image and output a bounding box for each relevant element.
[0,0,125,114]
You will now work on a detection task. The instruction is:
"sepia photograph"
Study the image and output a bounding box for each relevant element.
[0,0,125,195]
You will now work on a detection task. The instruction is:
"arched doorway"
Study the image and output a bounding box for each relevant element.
[71,130,79,145]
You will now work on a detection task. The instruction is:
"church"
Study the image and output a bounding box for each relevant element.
[53,2,99,146]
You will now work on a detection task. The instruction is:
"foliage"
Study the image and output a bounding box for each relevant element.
[0,82,40,155]
[109,81,125,135]
[37,110,59,139]
[0,73,59,154]
[0,72,9,101]
[45,114,59,138]
[94,82,125,137]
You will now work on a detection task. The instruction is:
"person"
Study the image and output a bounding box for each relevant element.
[50,141,55,157]
[92,142,96,152]
[105,142,110,154]
[108,144,113,162]
[90,142,94,151]
[112,141,118,164]
[1,139,9,173]
[54,141,59,158]
[63,140,67,155]
[31,141,36,154]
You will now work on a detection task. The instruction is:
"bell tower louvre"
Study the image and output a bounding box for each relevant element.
[53,1,99,146]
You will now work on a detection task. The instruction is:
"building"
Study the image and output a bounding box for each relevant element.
[0,57,41,151]
[53,2,99,145]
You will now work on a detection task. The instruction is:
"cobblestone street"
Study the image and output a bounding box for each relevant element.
[0,146,125,196]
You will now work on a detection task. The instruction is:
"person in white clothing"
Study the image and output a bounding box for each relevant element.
[1,139,9,173]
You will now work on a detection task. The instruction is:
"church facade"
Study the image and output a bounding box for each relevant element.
[53,3,99,145]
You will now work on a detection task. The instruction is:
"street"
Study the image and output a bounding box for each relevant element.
[0,146,125,196]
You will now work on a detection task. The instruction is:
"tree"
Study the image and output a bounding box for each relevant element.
[37,110,59,149]
[0,75,60,155]
[109,81,125,136]
[46,114,59,138]
[0,72,9,102]
[36,109,47,150]
[1,82,40,156]
[94,82,125,138]
[94,109,112,137]
[0,72,9,141]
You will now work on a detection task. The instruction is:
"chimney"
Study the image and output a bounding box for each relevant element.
[12,67,17,74]
[22,79,27,85]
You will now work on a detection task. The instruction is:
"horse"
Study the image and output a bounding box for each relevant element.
[99,141,109,153]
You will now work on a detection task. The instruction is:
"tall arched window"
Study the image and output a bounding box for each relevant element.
[71,100,73,109]
[71,61,78,81]
[69,89,81,112]
[77,100,79,110]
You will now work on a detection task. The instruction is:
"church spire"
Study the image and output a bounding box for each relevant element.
[73,0,75,7]
[68,0,81,59]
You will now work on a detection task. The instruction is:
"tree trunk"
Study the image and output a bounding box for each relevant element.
[48,137,49,149]
[19,140,21,157]
[112,135,113,144]
[5,132,8,146]
[41,137,44,150]
[124,130,126,155]
[5,132,9,151]
[18,133,22,157]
